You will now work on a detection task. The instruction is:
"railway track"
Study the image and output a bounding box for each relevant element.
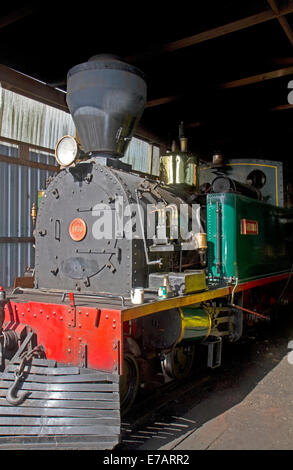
[117,315,292,450]
[118,370,212,450]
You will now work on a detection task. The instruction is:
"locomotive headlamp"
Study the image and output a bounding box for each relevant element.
[55,135,78,167]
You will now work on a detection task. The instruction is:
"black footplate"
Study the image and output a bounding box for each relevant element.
[0,358,120,449]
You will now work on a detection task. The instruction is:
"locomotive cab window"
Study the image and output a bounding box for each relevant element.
[247,170,266,189]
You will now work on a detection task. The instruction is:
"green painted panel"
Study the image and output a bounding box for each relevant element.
[207,193,293,282]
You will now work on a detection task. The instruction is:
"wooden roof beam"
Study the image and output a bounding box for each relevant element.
[0,6,35,30]
[144,65,293,109]
[267,0,293,46]
[127,3,293,62]
[0,64,68,112]
[270,103,293,111]
[145,95,181,108]
[220,65,293,89]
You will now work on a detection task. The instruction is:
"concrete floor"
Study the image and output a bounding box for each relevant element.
[121,308,293,450]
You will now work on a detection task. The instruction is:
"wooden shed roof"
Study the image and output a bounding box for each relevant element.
[1,1,293,171]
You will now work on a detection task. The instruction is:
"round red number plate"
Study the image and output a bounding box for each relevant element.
[69,218,87,241]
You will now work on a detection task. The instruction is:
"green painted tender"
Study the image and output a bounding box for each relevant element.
[207,192,293,283]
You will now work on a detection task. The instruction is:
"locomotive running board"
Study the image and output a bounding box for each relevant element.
[0,358,120,450]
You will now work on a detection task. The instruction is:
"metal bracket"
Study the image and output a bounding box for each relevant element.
[204,336,222,369]
[68,293,76,327]
[78,342,88,368]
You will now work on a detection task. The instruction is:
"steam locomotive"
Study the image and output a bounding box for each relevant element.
[0,55,292,450]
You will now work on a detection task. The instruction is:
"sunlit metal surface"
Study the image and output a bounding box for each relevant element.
[160,153,199,188]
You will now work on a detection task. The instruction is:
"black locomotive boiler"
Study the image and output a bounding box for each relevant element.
[0,54,292,450]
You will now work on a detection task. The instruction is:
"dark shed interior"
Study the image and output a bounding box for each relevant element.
[0,1,293,176]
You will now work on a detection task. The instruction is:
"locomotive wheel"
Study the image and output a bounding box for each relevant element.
[162,344,195,380]
[120,354,140,416]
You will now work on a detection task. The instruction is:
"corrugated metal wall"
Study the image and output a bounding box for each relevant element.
[151,145,160,176]
[0,88,73,287]
[0,88,160,173]
[122,137,160,176]
[0,87,75,148]
[122,137,150,172]
[0,88,160,287]
[0,142,57,287]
